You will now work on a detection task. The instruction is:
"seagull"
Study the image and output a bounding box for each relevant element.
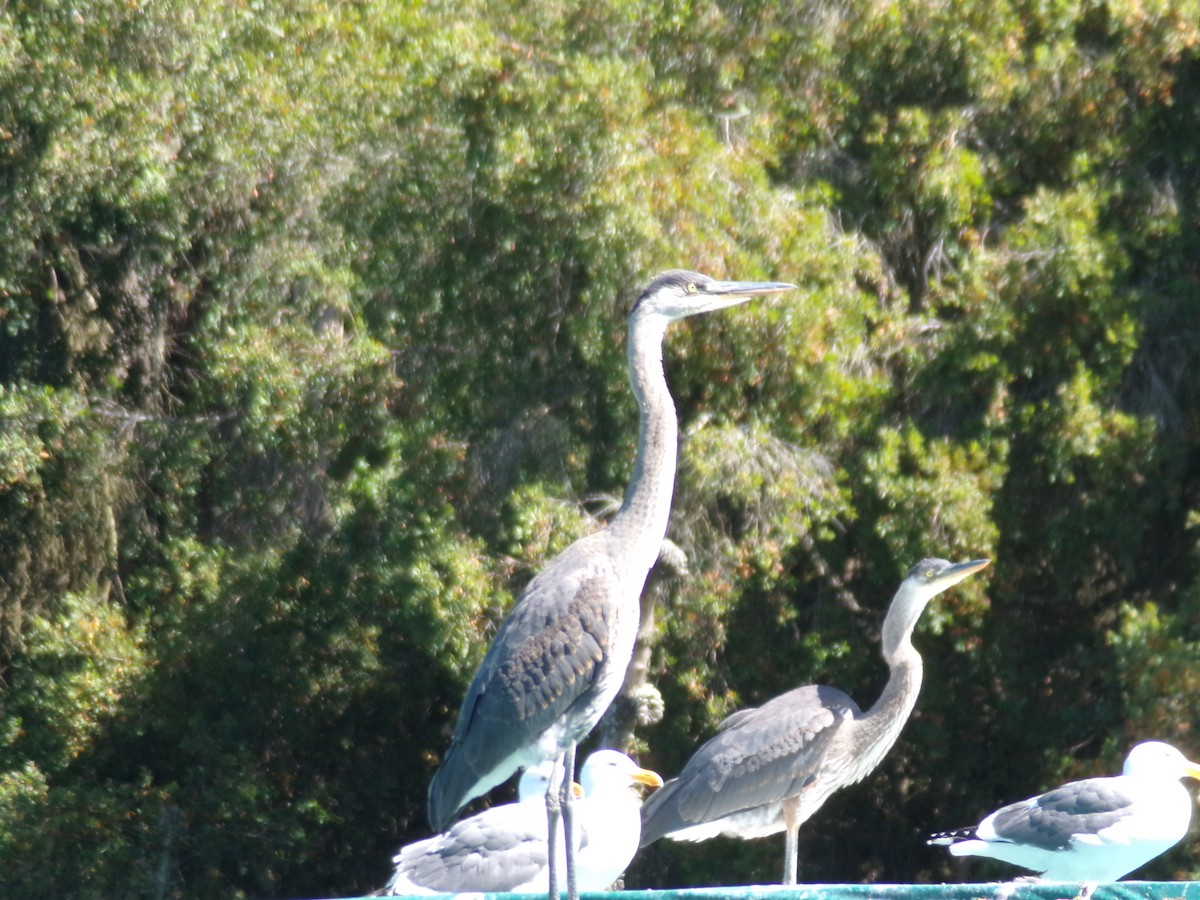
[575,750,665,890]
[929,740,1200,883]
[390,751,661,894]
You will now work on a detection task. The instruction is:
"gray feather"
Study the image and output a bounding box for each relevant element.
[428,543,619,829]
[989,777,1138,851]
[641,685,858,843]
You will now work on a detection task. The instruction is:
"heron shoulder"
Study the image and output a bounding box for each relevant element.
[652,685,856,821]
[674,685,856,779]
[761,683,861,718]
[430,541,632,823]
[500,579,617,703]
[716,706,760,733]
[451,545,625,744]
[716,685,859,742]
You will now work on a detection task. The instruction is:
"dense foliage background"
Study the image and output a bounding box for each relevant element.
[2,0,1199,896]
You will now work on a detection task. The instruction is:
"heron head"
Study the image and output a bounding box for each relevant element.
[881,557,990,661]
[904,557,991,603]
[632,270,795,321]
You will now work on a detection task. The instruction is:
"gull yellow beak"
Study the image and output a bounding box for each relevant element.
[631,768,664,790]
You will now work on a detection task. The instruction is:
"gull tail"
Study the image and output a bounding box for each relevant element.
[928,827,977,846]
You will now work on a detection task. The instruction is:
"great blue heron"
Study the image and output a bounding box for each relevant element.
[639,557,991,885]
[427,271,795,899]
[929,740,1200,883]
[391,751,661,894]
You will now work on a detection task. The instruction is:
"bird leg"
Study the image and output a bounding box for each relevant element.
[782,796,801,885]
[545,755,565,899]
[561,742,580,900]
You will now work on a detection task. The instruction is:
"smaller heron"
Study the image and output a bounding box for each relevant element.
[640,557,990,885]
[929,740,1200,883]
[391,752,661,894]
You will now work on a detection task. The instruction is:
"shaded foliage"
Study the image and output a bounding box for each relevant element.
[2,0,1200,895]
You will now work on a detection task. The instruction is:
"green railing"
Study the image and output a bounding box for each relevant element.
[353,883,1200,900]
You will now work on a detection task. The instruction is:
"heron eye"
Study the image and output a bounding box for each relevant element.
[686,282,697,294]
[924,569,934,578]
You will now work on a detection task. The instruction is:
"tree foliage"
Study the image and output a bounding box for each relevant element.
[2,0,1200,895]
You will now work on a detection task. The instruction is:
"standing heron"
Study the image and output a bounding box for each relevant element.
[427,271,795,899]
[929,740,1200,883]
[639,557,990,885]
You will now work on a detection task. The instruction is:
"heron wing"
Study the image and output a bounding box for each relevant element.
[430,540,622,825]
[986,776,1137,851]
[715,706,761,733]
[468,552,617,734]
[641,684,858,841]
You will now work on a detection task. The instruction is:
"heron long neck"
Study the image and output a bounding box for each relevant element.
[607,309,677,580]
[846,596,926,781]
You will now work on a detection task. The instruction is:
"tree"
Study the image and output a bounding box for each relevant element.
[3,0,1200,894]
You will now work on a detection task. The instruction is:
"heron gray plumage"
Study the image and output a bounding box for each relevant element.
[427,271,795,899]
[929,740,1200,883]
[639,557,990,885]
[391,751,660,894]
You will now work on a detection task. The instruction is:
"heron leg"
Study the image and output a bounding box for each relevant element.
[782,797,801,885]
[783,826,799,886]
[545,755,565,899]
[561,742,579,900]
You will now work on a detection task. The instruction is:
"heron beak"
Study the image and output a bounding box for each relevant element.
[630,768,665,790]
[1182,760,1200,782]
[571,781,584,799]
[933,558,991,590]
[696,279,796,313]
